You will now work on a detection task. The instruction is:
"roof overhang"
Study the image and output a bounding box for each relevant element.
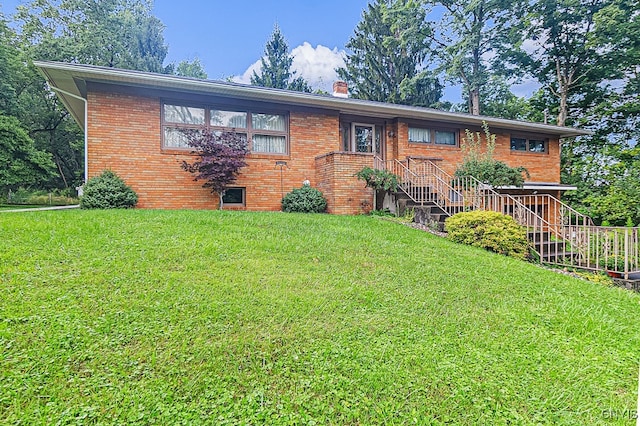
[34,61,593,138]
[496,182,578,191]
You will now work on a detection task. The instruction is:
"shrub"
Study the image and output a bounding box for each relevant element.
[281,185,327,213]
[445,210,530,260]
[455,158,529,187]
[81,170,138,209]
[454,121,529,187]
[355,167,399,192]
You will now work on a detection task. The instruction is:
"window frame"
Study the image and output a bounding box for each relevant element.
[339,121,385,156]
[408,125,459,147]
[221,187,246,206]
[161,101,289,155]
[509,134,548,154]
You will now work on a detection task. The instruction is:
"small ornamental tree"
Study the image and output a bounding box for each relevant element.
[454,121,529,187]
[181,130,249,209]
[355,166,399,210]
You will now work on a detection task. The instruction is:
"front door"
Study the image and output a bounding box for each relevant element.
[351,123,383,157]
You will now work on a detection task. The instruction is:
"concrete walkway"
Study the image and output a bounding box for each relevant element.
[0,205,80,213]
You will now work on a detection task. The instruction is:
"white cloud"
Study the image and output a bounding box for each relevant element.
[233,59,262,85]
[233,42,346,92]
[290,43,346,92]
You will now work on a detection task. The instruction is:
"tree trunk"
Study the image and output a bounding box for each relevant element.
[470,88,481,116]
[218,190,224,210]
[557,88,568,127]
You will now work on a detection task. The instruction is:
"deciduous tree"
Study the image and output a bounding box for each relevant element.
[172,58,208,79]
[181,131,249,210]
[0,115,55,193]
[425,0,522,115]
[12,0,171,190]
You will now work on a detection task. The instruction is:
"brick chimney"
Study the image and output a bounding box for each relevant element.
[332,81,348,98]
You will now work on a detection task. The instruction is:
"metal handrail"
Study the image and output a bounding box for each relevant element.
[373,156,640,279]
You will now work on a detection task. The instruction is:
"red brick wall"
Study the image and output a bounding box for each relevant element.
[86,87,562,213]
[87,89,340,210]
[315,152,373,214]
[395,121,561,182]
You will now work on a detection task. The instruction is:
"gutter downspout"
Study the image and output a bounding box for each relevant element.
[49,86,88,185]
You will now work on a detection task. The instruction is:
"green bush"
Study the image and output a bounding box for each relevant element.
[454,158,529,187]
[355,167,399,192]
[81,170,138,209]
[454,122,529,187]
[281,185,327,213]
[445,210,530,260]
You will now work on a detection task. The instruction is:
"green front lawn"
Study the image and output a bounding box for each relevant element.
[1,210,638,424]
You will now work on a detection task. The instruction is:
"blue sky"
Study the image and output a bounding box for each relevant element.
[1,0,475,101]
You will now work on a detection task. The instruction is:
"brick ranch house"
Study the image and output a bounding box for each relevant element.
[35,61,590,214]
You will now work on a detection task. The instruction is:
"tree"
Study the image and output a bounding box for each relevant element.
[0,114,55,193]
[506,0,609,127]
[425,0,521,115]
[181,131,249,209]
[0,16,26,118]
[12,0,171,190]
[338,0,442,106]
[16,0,169,72]
[251,25,312,92]
[173,58,208,79]
[562,0,640,225]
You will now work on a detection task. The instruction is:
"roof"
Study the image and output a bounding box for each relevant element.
[34,61,592,138]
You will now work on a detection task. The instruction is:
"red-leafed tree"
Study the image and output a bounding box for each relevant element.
[181,130,249,209]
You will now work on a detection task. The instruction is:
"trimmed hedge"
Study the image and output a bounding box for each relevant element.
[281,185,327,213]
[81,170,138,209]
[445,210,530,260]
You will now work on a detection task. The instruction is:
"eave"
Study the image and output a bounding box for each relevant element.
[34,61,592,139]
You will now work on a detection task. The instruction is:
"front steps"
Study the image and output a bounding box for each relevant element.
[394,188,448,232]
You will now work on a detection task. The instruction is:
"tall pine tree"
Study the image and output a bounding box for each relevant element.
[251,25,311,92]
[337,0,442,107]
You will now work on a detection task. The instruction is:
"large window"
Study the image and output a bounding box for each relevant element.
[409,126,457,146]
[162,102,288,154]
[510,136,547,153]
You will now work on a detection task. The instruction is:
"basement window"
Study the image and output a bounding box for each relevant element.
[222,188,245,206]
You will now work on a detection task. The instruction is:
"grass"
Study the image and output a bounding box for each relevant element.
[1,209,639,425]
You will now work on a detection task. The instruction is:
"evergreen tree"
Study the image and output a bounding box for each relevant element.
[338,0,442,107]
[251,25,311,92]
